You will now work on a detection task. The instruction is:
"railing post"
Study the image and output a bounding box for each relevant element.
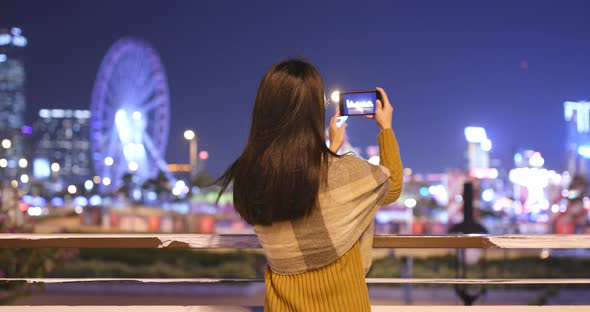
[402,255,413,304]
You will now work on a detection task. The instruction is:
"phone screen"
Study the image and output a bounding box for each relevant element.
[339,90,379,116]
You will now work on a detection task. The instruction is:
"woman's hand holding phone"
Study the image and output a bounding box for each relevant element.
[329,109,347,153]
[367,87,393,130]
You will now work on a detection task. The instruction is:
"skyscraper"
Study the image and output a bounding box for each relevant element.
[564,101,590,176]
[33,109,92,187]
[0,27,28,182]
[464,127,492,171]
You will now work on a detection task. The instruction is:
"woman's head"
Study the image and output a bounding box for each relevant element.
[250,59,326,145]
[218,59,335,225]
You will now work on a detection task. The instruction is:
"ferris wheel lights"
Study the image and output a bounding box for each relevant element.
[104,157,114,166]
[115,110,128,128]
[128,161,139,171]
[184,130,196,141]
[92,38,171,192]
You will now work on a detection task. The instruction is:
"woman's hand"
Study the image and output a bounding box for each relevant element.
[370,87,393,130]
[329,109,348,153]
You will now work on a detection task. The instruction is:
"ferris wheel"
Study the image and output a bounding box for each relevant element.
[90,37,171,193]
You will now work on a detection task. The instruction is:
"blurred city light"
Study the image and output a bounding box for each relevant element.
[368,156,380,165]
[199,150,209,160]
[132,189,142,201]
[102,177,111,186]
[529,152,545,168]
[147,191,157,201]
[27,206,42,217]
[84,180,94,191]
[51,162,60,172]
[73,196,88,206]
[67,185,77,194]
[18,158,27,168]
[172,180,188,196]
[0,158,7,168]
[1,139,11,149]
[50,197,64,207]
[404,198,417,208]
[482,189,495,202]
[469,168,499,179]
[20,174,28,183]
[419,187,429,197]
[578,145,590,159]
[89,194,102,206]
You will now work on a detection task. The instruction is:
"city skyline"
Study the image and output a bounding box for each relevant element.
[3,0,590,177]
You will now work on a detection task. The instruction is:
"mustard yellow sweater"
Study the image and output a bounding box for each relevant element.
[261,128,403,311]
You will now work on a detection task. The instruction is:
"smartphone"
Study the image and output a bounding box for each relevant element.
[339,90,382,116]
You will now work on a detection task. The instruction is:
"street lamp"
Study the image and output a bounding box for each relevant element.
[449,182,488,305]
[184,130,198,178]
[330,90,340,103]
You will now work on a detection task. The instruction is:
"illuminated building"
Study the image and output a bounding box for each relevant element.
[565,101,590,176]
[464,127,492,171]
[33,109,92,186]
[0,27,27,181]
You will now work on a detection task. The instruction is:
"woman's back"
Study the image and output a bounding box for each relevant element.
[254,154,391,275]
[256,128,402,311]
[217,59,403,311]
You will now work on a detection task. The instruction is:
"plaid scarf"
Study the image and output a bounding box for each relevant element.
[254,154,391,275]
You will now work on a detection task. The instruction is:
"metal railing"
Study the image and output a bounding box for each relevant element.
[1,234,590,311]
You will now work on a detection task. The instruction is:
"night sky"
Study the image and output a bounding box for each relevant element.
[3,0,590,178]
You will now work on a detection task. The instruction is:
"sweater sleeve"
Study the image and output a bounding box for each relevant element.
[377,128,403,205]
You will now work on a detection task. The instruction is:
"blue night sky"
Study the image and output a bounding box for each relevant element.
[4,0,590,177]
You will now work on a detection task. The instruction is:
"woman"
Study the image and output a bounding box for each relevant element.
[218,59,403,311]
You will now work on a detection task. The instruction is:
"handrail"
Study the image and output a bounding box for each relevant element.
[1,234,590,249]
[2,277,590,285]
[1,233,590,309]
[1,306,589,312]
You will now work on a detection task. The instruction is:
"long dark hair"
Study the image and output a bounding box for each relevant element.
[217,59,335,225]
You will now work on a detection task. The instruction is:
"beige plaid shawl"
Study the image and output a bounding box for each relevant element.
[254,154,390,275]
